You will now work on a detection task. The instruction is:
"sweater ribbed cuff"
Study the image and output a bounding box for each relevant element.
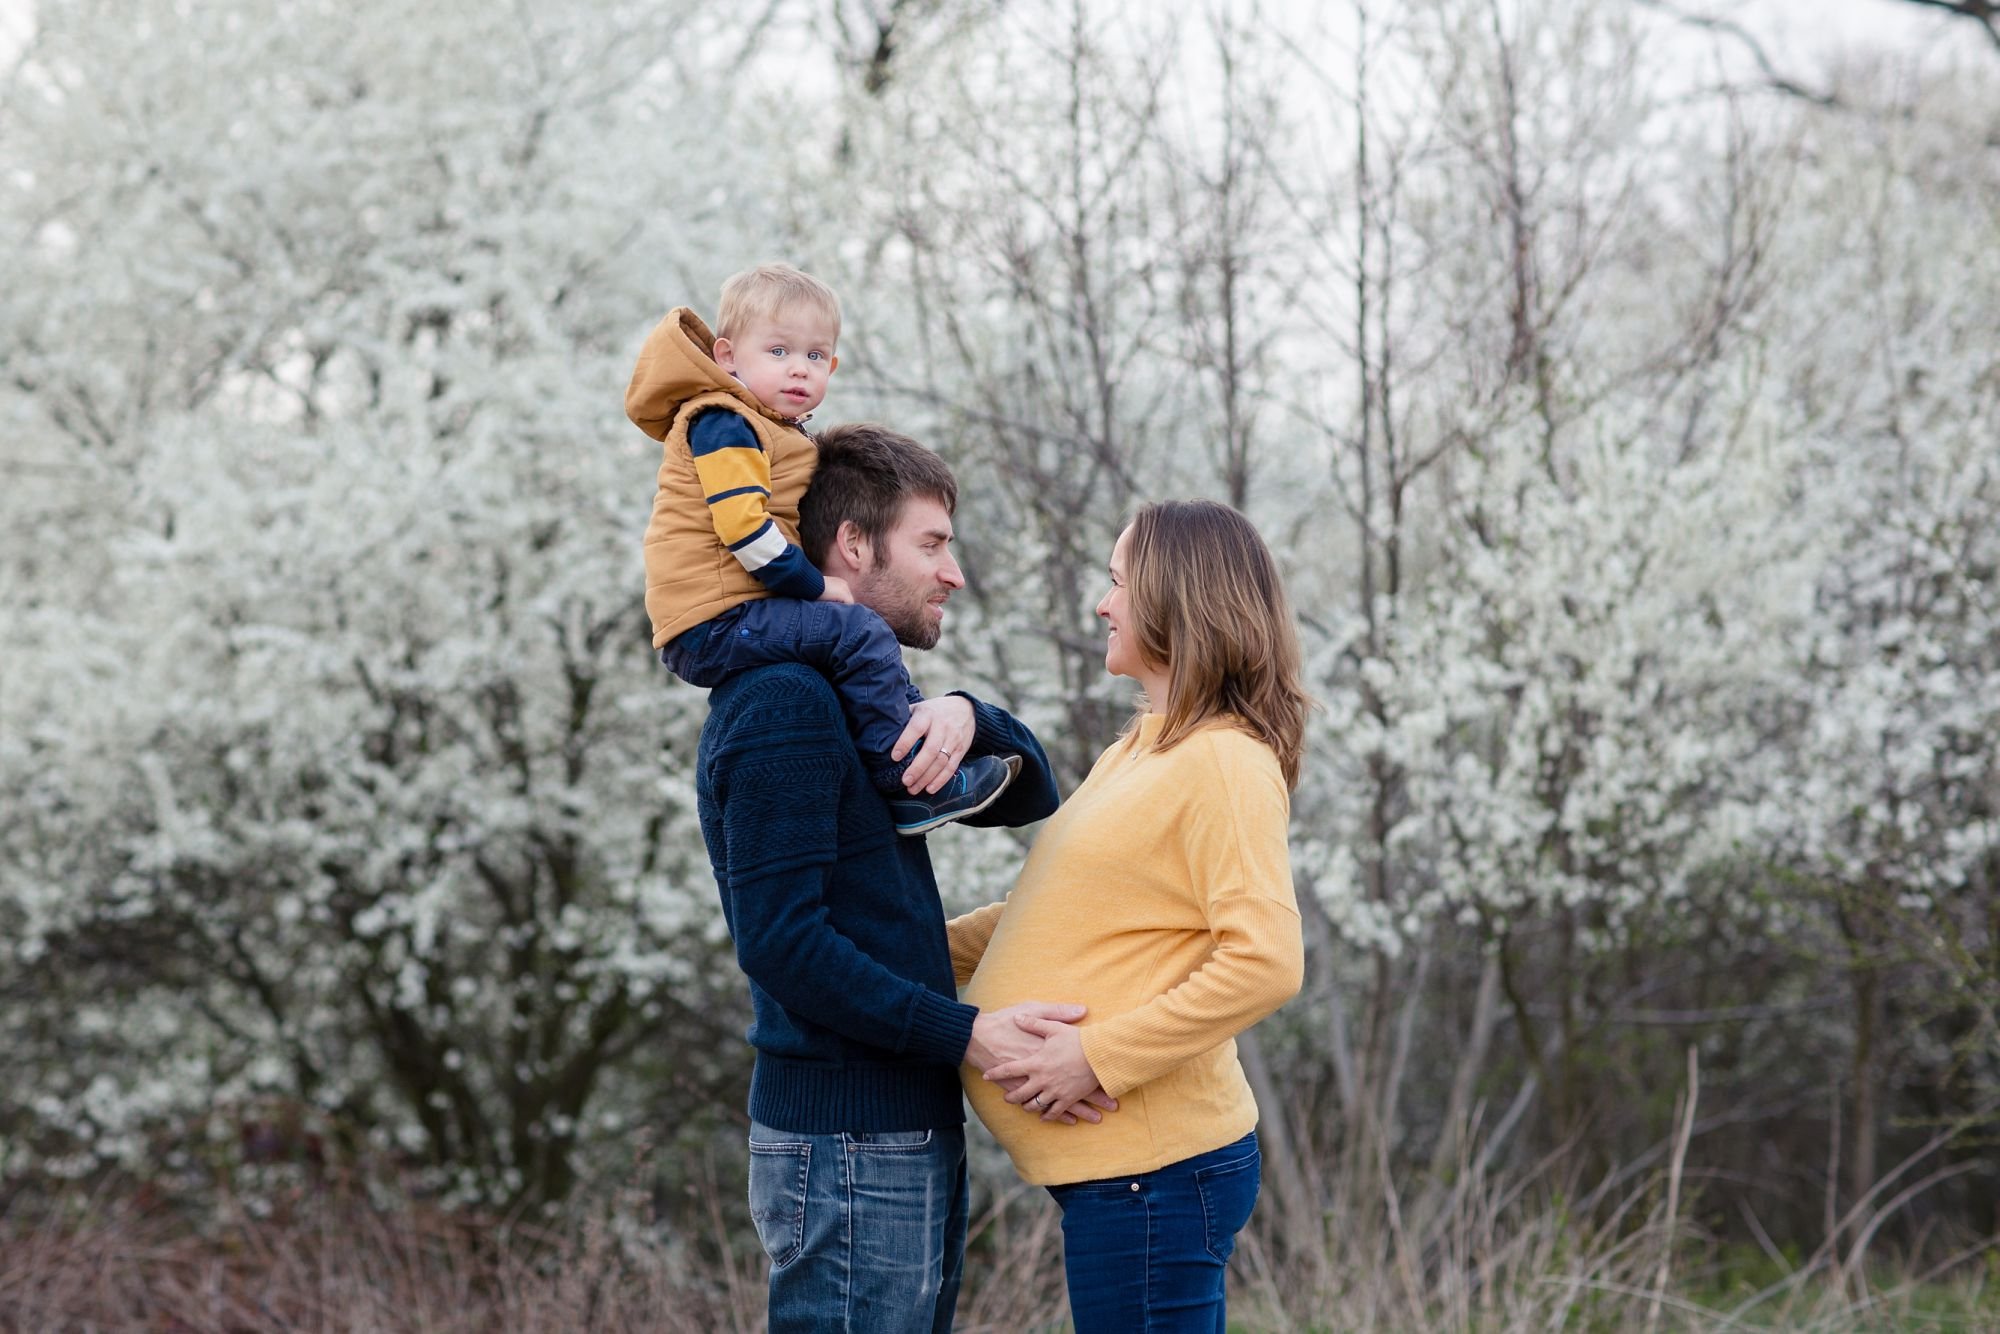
[754,546,825,602]
[903,989,979,1066]
[952,692,1007,755]
[1078,1026,1143,1101]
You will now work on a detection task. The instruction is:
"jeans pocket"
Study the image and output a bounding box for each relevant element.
[748,1139,812,1269]
[1194,1143,1261,1264]
[844,1128,934,1151]
[1049,1176,1143,1204]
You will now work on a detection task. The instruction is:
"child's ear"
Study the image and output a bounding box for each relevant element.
[711,336,736,371]
[828,353,839,374]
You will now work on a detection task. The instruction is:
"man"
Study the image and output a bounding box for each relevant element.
[694,423,1103,1332]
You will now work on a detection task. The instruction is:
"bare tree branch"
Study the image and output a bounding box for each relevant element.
[1891,0,2000,52]
[1632,0,1842,107]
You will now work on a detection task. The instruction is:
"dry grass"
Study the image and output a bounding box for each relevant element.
[0,1184,759,1333]
[954,1177,1072,1332]
[2,1154,1991,1333]
[1216,1120,2000,1334]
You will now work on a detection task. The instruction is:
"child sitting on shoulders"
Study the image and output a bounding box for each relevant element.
[625,262,1015,835]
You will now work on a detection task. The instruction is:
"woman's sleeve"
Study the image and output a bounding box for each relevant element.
[946,900,1008,988]
[1077,738,1304,1099]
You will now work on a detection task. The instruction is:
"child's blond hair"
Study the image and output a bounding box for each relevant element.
[716,263,842,342]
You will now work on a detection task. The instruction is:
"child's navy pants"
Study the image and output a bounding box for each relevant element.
[661,598,924,794]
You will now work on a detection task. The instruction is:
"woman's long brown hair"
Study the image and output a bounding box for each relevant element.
[1120,499,1312,789]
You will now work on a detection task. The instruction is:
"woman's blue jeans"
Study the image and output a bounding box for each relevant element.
[1047,1131,1261,1333]
[748,1121,968,1334]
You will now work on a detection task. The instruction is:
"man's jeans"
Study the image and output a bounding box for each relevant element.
[748,1121,969,1334]
[1047,1131,1261,1333]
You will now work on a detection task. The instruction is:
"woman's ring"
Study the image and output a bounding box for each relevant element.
[1032,1095,1050,1109]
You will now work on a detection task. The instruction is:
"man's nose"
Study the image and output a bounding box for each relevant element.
[939,553,965,588]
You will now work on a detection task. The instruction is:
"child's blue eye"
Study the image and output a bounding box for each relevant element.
[807,350,826,362]
[768,346,786,357]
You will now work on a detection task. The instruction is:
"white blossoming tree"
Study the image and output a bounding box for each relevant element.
[1738,79,2000,1206]
[0,0,784,1204]
[4,0,1996,1251]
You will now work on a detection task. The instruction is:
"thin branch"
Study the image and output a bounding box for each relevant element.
[1893,0,2000,51]
[1633,0,1842,106]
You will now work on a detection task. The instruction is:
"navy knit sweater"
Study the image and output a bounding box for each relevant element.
[697,662,1059,1133]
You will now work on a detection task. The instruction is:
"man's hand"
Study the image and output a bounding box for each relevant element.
[986,1015,1108,1121]
[895,695,976,793]
[966,1000,1082,1074]
[819,575,855,604]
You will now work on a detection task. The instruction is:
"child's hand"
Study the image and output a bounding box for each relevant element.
[820,576,854,604]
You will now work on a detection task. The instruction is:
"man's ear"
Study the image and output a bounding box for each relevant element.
[834,518,871,572]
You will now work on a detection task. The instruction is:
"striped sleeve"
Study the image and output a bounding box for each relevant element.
[688,409,825,601]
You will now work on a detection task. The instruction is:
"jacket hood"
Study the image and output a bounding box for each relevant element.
[624,306,787,441]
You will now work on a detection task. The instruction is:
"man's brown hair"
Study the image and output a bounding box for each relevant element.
[800,424,958,567]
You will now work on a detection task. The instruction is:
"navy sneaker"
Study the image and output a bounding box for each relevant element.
[890,754,1022,836]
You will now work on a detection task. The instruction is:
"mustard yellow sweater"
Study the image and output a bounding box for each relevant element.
[951,715,1303,1185]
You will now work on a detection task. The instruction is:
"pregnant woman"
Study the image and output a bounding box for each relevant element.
[950,499,1311,1332]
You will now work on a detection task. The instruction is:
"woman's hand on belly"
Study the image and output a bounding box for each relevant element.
[966,1000,1118,1124]
[987,1073,1118,1124]
[986,1016,1111,1122]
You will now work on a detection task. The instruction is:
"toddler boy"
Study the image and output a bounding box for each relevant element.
[625,263,1015,834]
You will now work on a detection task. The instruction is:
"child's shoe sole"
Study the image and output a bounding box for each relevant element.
[893,755,1023,836]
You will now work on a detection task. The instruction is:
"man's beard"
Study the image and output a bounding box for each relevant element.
[854,560,940,651]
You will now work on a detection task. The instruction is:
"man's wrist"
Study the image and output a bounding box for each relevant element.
[963,1010,993,1071]
[947,691,993,750]
[906,990,979,1067]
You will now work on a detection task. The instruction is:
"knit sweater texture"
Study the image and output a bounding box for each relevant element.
[699,663,1059,1133]
[952,714,1303,1185]
[627,307,821,647]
